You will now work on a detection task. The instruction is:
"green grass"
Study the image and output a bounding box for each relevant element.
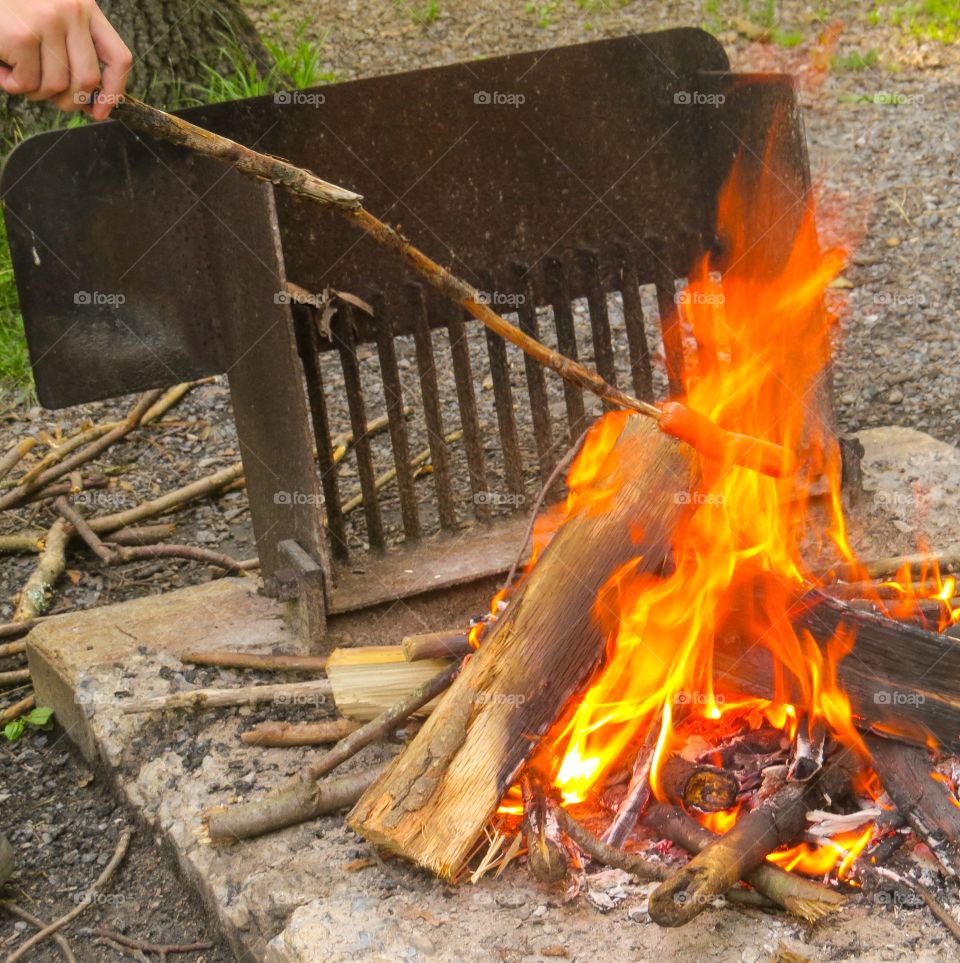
[394,0,441,25]
[188,24,337,104]
[831,48,881,71]
[871,1,960,41]
[0,217,31,408]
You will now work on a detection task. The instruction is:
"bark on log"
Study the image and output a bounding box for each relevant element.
[521,767,569,884]
[241,719,360,747]
[660,756,740,813]
[715,588,960,751]
[866,734,960,878]
[349,415,695,879]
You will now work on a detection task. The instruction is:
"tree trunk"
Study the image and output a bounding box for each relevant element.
[1,0,266,145]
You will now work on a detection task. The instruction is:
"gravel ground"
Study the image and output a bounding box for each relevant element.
[3,2,960,960]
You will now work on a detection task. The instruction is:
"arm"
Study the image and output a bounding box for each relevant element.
[0,0,132,120]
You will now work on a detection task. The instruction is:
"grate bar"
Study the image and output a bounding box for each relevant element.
[616,244,655,404]
[512,262,555,481]
[373,294,422,541]
[447,304,491,524]
[545,255,587,445]
[578,248,618,409]
[335,306,386,551]
[410,285,458,532]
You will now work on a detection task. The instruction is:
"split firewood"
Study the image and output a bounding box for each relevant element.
[521,766,569,884]
[241,719,360,747]
[648,750,854,926]
[350,416,696,879]
[121,679,333,714]
[326,645,452,721]
[866,734,960,878]
[181,650,329,673]
[660,755,740,812]
[602,722,661,848]
[642,804,847,922]
[0,669,30,688]
[204,763,386,844]
[401,630,472,663]
[208,661,461,840]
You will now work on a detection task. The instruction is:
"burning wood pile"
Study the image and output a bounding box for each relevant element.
[177,137,960,943]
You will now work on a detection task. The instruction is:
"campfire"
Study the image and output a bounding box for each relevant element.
[338,144,960,926]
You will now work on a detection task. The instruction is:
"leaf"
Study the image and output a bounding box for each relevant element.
[3,720,26,742]
[24,706,54,728]
[332,289,375,318]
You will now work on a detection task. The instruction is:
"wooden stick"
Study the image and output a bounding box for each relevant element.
[866,734,960,878]
[0,437,37,483]
[1,695,36,724]
[141,378,215,425]
[0,669,30,688]
[207,661,460,841]
[0,902,77,963]
[111,96,794,479]
[54,496,116,563]
[829,548,960,583]
[14,518,70,620]
[102,524,177,546]
[109,543,253,573]
[9,425,113,490]
[121,679,332,714]
[181,651,329,673]
[553,806,667,881]
[204,764,385,843]
[90,928,213,959]
[0,533,45,555]
[648,752,854,926]
[329,407,413,462]
[642,804,846,922]
[4,828,132,963]
[602,721,659,848]
[660,755,740,813]
[241,719,360,747]
[340,430,462,516]
[0,391,162,511]
[0,639,28,655]
[0,835,13,887]
[401,630,471,663]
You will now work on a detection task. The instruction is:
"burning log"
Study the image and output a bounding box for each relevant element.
[647,750,854,926]
[660,756,740,813]
[349,415,696,879]
[865,735,960,878]
[642,804,847,922]
[602,724,660,848]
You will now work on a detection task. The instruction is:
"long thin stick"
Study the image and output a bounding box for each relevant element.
[111,96,794,479]
[0,903,77,963]
[0,695,33,725]
[4,828,132,963]
[121,679,332,714]
[181,650,329,673]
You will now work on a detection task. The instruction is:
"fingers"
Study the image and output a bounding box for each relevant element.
[89,4,132,120]
[53,16,102,112]
[26,22,69,103]
[0,26,42,97]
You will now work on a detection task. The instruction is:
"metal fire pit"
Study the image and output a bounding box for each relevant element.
[1,28,834,640]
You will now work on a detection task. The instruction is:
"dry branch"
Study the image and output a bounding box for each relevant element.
[648,752,853,926]
[0,438,37,483]
[204,764,385,843]
[0,669,30,688]
[0,639,28,655]
[181,650,329,673]
[121,679,332,714]
[241,719,360,747]
[602,723,659,848]
[4,828,132,963]
[521,767,569,884]
[0,902,77,963]
[14,518,70,620]
[660,756,740,813]
[643,804,846,922]
[401,630,472,663]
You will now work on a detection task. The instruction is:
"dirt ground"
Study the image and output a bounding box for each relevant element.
[3,2,960,961]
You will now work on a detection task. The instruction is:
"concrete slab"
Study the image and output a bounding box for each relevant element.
[21,428,960,963]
